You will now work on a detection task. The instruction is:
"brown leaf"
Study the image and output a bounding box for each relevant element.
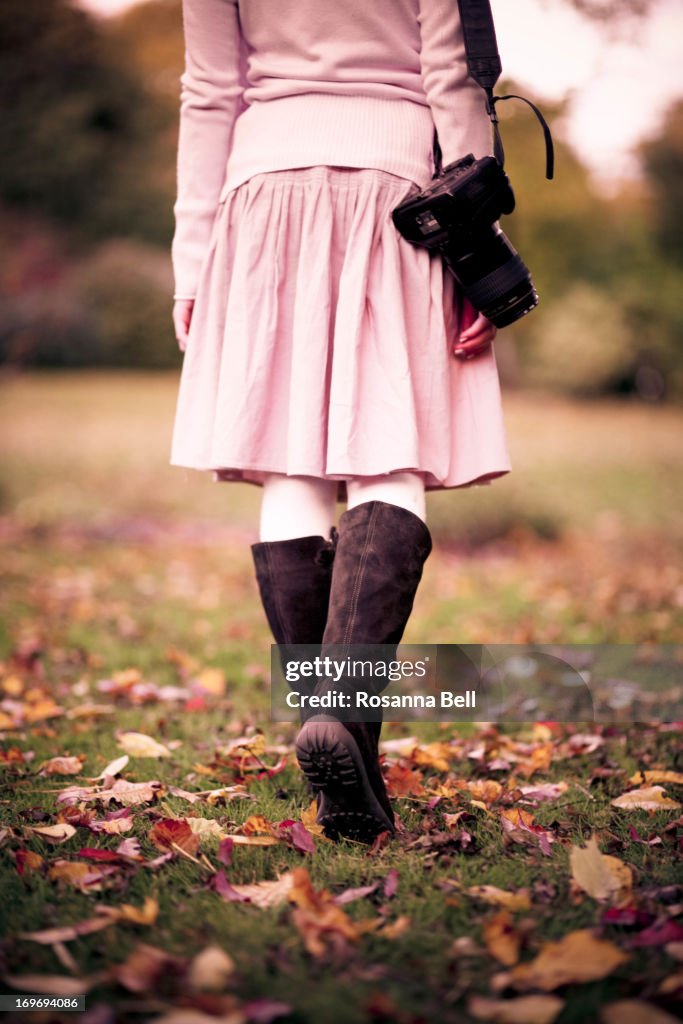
[468,994,564,1023]
[601,1000,681,1024]
[149,819,200,855]
[288,867,364,957]
[510,929,628,991]
[113,941,186,993]
[483,910,521,966]
[629,770,683,787]
[15,849,44,876]
[187,944,235,991]
[37,756,84,776]
[24,823,77,844]
[2,973,100,995]
[384,763,424,798]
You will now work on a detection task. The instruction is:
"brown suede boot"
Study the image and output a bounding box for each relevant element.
[295,500,432,842]
[251,529,338,725]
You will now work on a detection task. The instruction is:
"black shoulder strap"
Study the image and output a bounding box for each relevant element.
[432,0,554,181]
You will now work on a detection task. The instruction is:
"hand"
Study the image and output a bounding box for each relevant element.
[453,299,497,360]
[173,298,195,352]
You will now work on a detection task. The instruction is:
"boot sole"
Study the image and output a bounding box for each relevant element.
[295,714,394,843]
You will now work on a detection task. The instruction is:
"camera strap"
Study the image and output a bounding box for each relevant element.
[432,0,554,181]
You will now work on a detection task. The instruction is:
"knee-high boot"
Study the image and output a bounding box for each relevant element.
[251,529,338,723]
[295,500,432,842]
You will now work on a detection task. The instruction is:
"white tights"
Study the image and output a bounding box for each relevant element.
[258,472,426,541]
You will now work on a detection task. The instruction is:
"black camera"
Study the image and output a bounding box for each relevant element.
[392,153,538,329]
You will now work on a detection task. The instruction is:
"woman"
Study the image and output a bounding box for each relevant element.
[170,0,512,842]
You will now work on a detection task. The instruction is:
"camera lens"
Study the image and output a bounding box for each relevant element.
[444,225,539,329]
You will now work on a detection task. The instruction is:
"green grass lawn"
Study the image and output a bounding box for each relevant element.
[0,372,681,1024]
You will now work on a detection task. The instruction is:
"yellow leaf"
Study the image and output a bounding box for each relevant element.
[195,667,226,697]
[483,910,521,966]
[115,897,159,925]
[511,929,628,991]
[467,886,532,912]
[629,770,683,787]
[570,836,633,908]
[611,786,681,811]
[186,818,227,842]
[376,915,412,939]
[48,861,92,886]
[468,994,564,1024]
[230,834,279,847]
[117,732,171,759]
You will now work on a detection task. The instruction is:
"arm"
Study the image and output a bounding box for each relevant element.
[417,0,493,169]
[172,0,247,301]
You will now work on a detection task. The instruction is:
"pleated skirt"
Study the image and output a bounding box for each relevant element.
[170,165,512,502]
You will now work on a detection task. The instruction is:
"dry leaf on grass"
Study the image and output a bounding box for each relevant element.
[570,835,633,907]
[601,1000,681,1024]
[468,994,564,1024]
[37,756,84,776]
[611,786,681,811]
[187,945,235,991]
[288,866,370,957]
[117,731,172,758]
[23,824,77,844]
[2,973,103,995]
[150,818,200,855]
[510,929,628,991]
[483,910,521,966]
[629,770,683,787]
[468,886,532,912]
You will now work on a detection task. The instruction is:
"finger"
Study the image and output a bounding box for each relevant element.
[453,332,495,357]
[459,312,495,342]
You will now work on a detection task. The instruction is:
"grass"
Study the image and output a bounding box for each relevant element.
[0,371,682,1023]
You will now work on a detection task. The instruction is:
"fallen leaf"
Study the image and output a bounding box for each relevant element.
[2,973,100,995]
[570,836,633,908]
[15,850,44,876]
[218,872,296,909]
[483,910,521,966]
[611,786,681,811]
[117,731,171,758]
[93,754,129,779]
[468,994,564,1023]
[37,756,84,776]
[468,886,532,912]
[510,929,628,991]
[187,944,235,991]
[186,817,227,842]
[288,866,365,957]
[24,824,77,844]
[601,1000,681,1024]
[376,914,411,939]
[629,770,683,787]
[149,818,200,855]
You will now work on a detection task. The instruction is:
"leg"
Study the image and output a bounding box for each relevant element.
[296,473,433,842]
[346,471,426,522]
[258,473,337,542]
[251,474,339,720]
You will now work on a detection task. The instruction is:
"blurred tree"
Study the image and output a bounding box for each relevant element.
[0,0,173,244]
[640,99,683,267]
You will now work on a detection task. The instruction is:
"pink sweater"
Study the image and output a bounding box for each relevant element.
[172,0,493,299]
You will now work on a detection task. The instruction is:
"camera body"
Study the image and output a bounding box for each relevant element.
[392,154,538,329]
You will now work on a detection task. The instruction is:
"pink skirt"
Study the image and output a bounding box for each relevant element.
[170,166,512,502]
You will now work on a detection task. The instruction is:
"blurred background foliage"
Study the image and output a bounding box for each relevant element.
[0,0,681,398]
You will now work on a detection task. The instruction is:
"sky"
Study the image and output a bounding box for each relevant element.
[78,0,683,193]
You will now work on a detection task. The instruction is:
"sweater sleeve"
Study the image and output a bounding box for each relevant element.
[417,0,492,171]
[171,0,247,300]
